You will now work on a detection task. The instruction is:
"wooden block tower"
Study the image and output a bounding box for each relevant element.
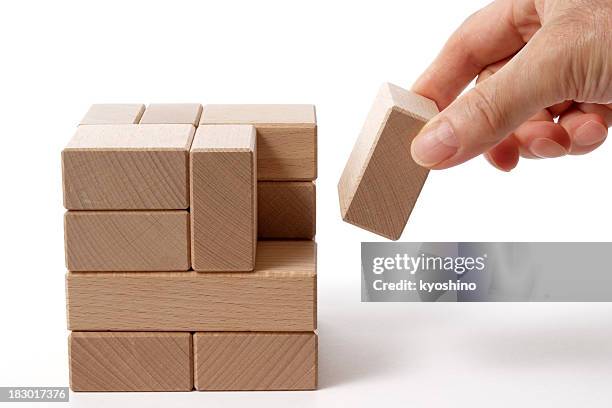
[62,103,318,391]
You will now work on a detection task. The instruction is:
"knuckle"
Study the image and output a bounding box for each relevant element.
[466,86,508,143]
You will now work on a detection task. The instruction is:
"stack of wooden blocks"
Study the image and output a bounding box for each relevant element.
[62,103,318,392]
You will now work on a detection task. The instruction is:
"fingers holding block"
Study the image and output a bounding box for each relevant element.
[194,332,317,391]
[69,332,193,392]
[338,83,439,240]
[190,125,257,271]
[79,104,145,125]
[62,124,194,210]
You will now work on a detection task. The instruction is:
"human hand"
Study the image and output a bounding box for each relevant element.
[411,0,612,171]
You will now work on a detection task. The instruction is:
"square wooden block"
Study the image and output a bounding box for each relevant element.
[66,241,317,331]
[140,103,203,125]
[200,105,317,181]
[258,181,315,239]
[194,332,317,391]
[62,124,194,210]
[338,83,439,240]
[79,104,145,125]
[64,211,190,271]
[69,332,192,392]
[190,125,257,271]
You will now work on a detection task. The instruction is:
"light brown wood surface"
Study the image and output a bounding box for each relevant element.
[258,181,315,239]
[190,125,257,271]
[140,103,203,125]
[64,211,190,271]
[338,83,439,240]
[194,332,317,391]
[79,104,145,125]
[66,241,317,331]
[200,105,317,180]
[62,124,194,210]
[69,332,192,391]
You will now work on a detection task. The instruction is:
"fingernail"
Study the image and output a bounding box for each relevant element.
[412,121,459,166]
[574,120,607,146]
[529,138,568,158]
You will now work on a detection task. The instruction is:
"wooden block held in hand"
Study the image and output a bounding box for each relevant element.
[140,103,203,125]
[190,125,257,271]
[64,211,190,271]
[62,124,194,210]
[194,332,317,391]
[66,241,316,331]
[338,83,439,240]
[69,332,192,392]
[79,104,145,125]
[200,105,317,180]
[258,181,315,239]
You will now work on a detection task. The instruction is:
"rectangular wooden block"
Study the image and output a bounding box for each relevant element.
[258,181,315,239]
[79,104,145,125]
[338,83,439,240]
[66,241,317,331]
[200,105,317,181]
[194,332,317,391]
[64,211,190,271]
[69,332,192,391]
[62,124,194,210]
[140,103,203,125]
[190,125,257,271]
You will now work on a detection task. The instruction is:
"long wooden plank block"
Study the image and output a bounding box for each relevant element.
[62,124,194,210]
[64,211,190,271]
[338,83,439,240]
[66,241,317,331]
[194,332,317,391]
[140,103,203,125]
[200,105,317,181]
[69,332,192,391]
[190,125,257,271]
[79,104,145,125]
[258,181,315,239]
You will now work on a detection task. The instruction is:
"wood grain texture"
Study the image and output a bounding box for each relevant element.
[258,182,315,239]
[62,124,194,210]
[338,83,439,240]
[66,241,317,331]
[200,105,317,181]
[140,103,203,125]
[79,104,145,125]
[69,332,192,391]
[190,125,257,271]
[64,211,190,271]
[194,332,317,391]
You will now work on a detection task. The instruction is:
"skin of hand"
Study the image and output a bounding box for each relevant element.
[411,0,612,171]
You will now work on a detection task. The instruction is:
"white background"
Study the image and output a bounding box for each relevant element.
[1,0,611,407]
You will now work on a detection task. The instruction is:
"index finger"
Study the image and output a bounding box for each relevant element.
[412,0,537,109]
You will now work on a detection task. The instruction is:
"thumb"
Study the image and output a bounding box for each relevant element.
[411,38,562,169]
